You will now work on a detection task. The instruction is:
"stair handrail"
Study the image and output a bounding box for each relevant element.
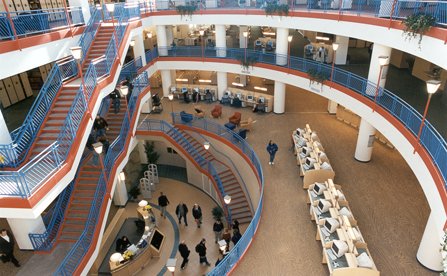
[55,71,149,275]
[78,8,101,64]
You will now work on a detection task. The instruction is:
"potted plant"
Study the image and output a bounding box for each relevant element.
[402,13,436,47]
[237,55,258,71]
[307,68,329,88]
[128,185,141,201]
[144,141,160,164]
[264,3,289,18]
[176,4,198,20]
[211,206,224,221]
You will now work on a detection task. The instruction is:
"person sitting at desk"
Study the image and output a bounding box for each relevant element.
[252,99,265,113]
[116,236,131,253]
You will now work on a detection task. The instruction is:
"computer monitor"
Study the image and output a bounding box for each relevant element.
[317,199,331,213]
[301,147,311,157]
[181,87,188,93]
[331,240,349,258]
[193,87,199,93]
[324,217,340,234]
[236,93,242,99]
[170,87,177,93]
[247,95,254,101]
[313,182,327,195]
[305,157,317,168]
[258,96,265,103]
[296,128,304,136]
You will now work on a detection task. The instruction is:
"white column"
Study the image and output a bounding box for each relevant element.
[132,31,147,66]
[215,24,226,57]
[275,27,289,66]
[327,100,338,114]
[366,43,392,96]
[417,212,443,271]
[113,173,128,206]
[7,217,46,250]
[166,25,174,46]
[239,26,248,50]
[334,36,349,65]
[354,118,376,162]
[0,111,12,144]
[68,0,90,23]
[161,70,172,97]
[156,25,168,56]
[273,81,286,114]
[217,71,227,100]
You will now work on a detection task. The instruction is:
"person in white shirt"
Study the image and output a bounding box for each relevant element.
[0,229,20,267]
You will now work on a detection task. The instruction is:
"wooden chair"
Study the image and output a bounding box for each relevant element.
[240,117,257,131]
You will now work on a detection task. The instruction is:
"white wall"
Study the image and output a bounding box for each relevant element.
[0,35,82,80]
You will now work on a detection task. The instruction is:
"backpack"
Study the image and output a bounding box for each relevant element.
[195,244,200,253]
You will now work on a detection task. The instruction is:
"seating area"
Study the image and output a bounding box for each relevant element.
[229,112,242,126]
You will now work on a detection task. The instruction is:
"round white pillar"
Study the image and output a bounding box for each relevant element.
[0,111,12,144]
[354,118,376,162]
[366,43,392,96]
[113,173,128,206]
[7,217,46,250]
[417,212,443,271]
[132,31,147,66]
[217,71,228,100]
[68,0,90,23]
[275,27,289,66]
[215,25,227,57]
[156,25,168,56]
[327,100,338,114]
[161,70,172,97]
[334,35,349,65]
[273,81,286,114]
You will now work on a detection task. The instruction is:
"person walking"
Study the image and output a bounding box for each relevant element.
[0,229,20,267]
[110,88,121,114]
[158,192,170,218]
[195,238,211,266]
[175,202,188,226]
[178,241,190,270]
[213,220,224,243]
[266,140,279,165]
[192,203,203,228]
[232,229,242,245]
[222,228,231,252]
[232,219,240,233]
[93,115,109,140]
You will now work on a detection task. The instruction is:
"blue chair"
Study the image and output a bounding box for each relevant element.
[180,111,193,123]
[238,129,248,139]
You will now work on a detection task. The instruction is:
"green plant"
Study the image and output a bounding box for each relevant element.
[307,68,329,87]
[144,141,160,164]
[237,55,258,71]
[402,13,436,47]
[264,3,289,18]
[176,5,197,20]
[128,185,141,200]
[211,206,224,221]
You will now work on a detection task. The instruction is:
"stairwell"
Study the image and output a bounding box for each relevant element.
[57,98,126,244]
[176,129,253,224]
[82,26,115,75]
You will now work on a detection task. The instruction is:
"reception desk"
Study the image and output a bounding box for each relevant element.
[109,207,165,276]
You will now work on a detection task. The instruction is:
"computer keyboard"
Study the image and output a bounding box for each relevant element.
[321,227,330,237]
[327,249,337,261]
[299,152,307,159]
[310,190,318,198]
[303,164,313,171]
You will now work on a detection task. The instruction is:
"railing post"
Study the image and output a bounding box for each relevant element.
[2,0,20,48]
[388,0,398,29]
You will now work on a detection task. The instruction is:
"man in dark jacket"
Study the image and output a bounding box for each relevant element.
[192,203,202,228]
[266,140,279,165]
[232,229,242,245]
[213,220,224,243]
[195,238,210,266]
[0,229,20,267]
[175,202,188,226]
[178,240,190,270]
[110,88,121,114]
[158,192,170,218]
[93,115,109,140]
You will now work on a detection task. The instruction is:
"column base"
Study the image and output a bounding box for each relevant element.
[273,112,284,115]
[416,256,443,273]
[354,157,371,163]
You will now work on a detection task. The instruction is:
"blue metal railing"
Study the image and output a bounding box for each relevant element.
[54,71,149,275]
[157,46,446,190]
[0,7,85,40]
[118,56,143,82]
[0,4,136,198]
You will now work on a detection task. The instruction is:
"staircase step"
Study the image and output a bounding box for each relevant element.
[66,211,89,218]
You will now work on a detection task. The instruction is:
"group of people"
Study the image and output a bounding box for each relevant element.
[86,115,110,164]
